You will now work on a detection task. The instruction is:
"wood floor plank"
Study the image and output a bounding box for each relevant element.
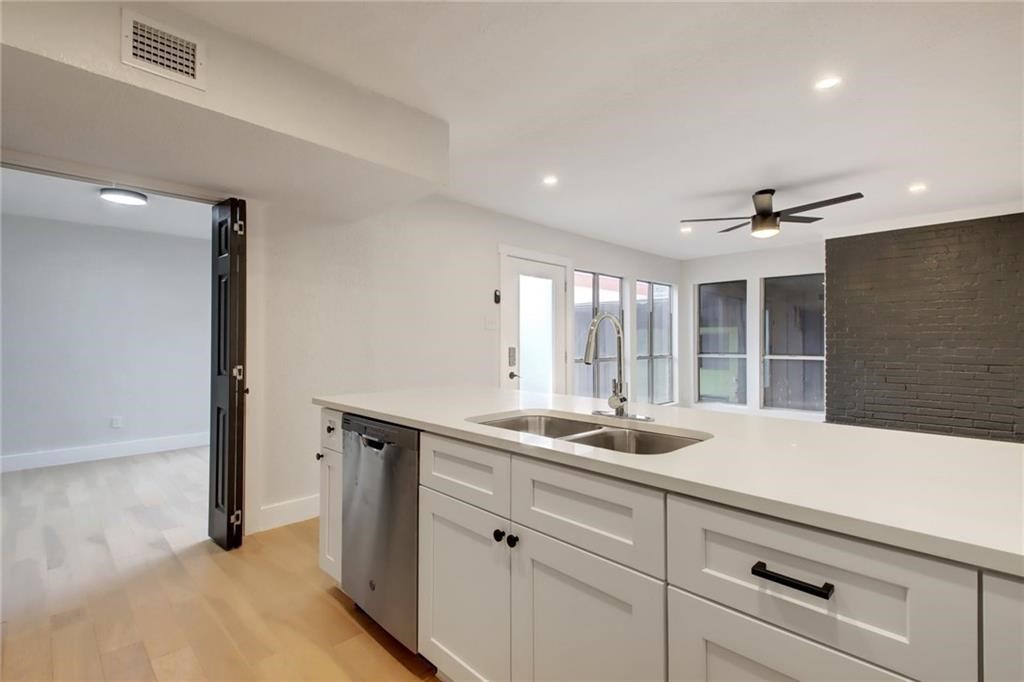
[52,618,104,681]
[1,620,53,681]
[100,642,156,682]
[150,647,206,682]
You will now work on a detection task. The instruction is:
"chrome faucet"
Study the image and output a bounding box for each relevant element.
[583,313,652,421]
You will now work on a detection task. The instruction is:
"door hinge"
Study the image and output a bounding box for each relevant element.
[233,220,245,235]
[232,365,244,381]
[230,510,242,526]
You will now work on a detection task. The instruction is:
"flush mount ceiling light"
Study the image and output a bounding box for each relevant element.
[542,175,559,187]
[814,75,842,91]
[750,213,781,239]
[908,182,928,194]
[679,225,693,234]
[99,187,148,206]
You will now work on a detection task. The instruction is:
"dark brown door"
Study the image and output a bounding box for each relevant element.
[209,198,246,550]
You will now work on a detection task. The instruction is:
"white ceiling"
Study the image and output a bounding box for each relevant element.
[1,167,212,239]
[180,4,1023,258]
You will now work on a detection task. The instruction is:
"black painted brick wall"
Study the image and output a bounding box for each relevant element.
[825,213,1023,442]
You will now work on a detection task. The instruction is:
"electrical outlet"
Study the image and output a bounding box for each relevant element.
[111,416,124,429]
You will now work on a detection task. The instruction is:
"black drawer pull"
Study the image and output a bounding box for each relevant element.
[751,561,835,600]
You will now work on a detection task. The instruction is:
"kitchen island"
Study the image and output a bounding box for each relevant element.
[313,387,1024,681]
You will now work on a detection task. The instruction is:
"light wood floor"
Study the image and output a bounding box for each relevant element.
[1,447,437,681]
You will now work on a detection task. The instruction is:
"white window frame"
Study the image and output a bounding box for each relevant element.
[694,280,749,406]
[635,280,676,405]
[760,273,826,413]
[688,273,825,422]
[572,270,625,399]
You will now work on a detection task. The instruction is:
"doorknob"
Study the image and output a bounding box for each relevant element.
[315,452,324,461]
[508,371,520,379]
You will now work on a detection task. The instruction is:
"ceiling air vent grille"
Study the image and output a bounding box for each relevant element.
[131,20,197,79]
[121,10,206,90]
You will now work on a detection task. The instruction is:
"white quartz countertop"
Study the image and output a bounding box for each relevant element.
[313,387,1024,577]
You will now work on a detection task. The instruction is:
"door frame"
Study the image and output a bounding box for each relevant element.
[498,244,572,393]
[1,155,259,539]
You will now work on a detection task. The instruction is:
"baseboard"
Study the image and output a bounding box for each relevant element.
[257,493,319,532]
[1,432,209,473]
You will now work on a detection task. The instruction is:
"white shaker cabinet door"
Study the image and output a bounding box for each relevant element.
[668,587,912,682]
[317,445,343,583]
[419,487,511,682]
[510,525,664,682]
[983,573,1024,682]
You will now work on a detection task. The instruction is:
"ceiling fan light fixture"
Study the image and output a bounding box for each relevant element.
[751,225,780,239]
[751,214,780,239]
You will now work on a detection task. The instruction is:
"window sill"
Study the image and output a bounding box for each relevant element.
[689,401,825,423]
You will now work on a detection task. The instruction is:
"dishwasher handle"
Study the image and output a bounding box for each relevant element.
[359,434,392,451]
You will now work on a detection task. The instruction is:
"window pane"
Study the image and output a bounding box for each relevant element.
[634,358,650,405]
[573,360,594,397]
[635,282,650,357]
[573,271,594,360]
[698,357,747,404]
[518,274,553,393]
[764,359,824,411]
[699,281,746,354]
[764,274,824,356]
[596,359,617,399]
[596,275,622,359]
[653,357,673,404]
[652,283,672,356]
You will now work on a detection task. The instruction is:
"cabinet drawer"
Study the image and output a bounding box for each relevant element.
[320,409,343,452]
[669,587,911,682]
[667,495,976,681]
[420,434,511,517]
[511,456,665,578]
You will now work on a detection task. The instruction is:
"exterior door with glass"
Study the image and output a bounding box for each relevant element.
[500,253,567,394]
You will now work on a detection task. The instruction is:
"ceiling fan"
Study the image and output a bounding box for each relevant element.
[680,189,864,238]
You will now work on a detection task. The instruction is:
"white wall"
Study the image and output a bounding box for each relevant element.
[1,215,210,469]
[677,242,825,415]
[245,194,683,528]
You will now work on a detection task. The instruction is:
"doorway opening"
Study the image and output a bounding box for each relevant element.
[1,167,245,555]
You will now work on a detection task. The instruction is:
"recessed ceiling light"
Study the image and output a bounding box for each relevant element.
[99,187,148,206]
[679,225,693,234]
[814,75,842,91]
[542,175,559,187]
[908,182,928,194]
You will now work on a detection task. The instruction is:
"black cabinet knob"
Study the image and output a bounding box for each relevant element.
[315,452,324,461]
[326,425,336,434]
[493,529,506,542]
[506,534,519,548]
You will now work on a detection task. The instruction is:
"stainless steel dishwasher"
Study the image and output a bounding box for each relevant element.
[341,414,419,652]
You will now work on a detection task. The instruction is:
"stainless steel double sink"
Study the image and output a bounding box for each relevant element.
[477,413,705,455]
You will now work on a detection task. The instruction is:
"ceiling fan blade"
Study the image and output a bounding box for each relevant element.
[779,215,823,223]
[778,192,863,216]
[679,217,749,223]
[717,221,750,234]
